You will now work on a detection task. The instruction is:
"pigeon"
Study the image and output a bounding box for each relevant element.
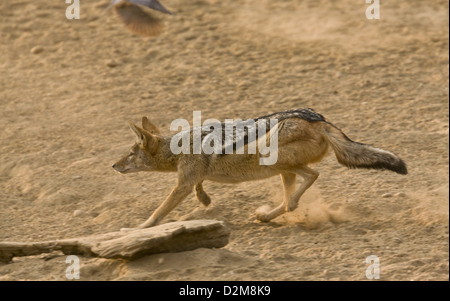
[106,0,173,37]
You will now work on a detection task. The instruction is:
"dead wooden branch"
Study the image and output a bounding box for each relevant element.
[0,220,230,262]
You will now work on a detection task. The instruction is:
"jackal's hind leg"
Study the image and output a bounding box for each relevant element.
[256,167,318,222]
[195,182,211,207]
[255,172,295,222]
[286,167,318,212]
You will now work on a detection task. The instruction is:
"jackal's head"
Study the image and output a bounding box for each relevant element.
[112,117,161,174]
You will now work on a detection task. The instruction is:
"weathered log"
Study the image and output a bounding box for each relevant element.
[0,220,229,262]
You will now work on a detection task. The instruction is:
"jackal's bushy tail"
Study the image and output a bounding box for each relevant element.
[322,123,408,175]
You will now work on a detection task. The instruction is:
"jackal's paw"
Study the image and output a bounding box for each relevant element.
[199,194,211,207]
[255,205,272,223]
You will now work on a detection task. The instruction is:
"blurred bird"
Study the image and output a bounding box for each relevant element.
[106,0,173,37]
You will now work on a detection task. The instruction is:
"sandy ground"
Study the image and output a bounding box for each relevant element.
[0,0,448,281]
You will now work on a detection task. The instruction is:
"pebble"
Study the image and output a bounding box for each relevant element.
[382,193,393,198]
[158,257,164,264]
[105,60,119,68]
[73,210,84,217]
[394,237,403,243]
[30,46,44,54]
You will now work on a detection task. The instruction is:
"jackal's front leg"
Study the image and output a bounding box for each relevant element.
[123,183,193,230]
[195,182,211,207]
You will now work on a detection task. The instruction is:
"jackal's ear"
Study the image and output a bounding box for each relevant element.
[128,122,156,150]
[129,122,145,145]
[142,116,160,134]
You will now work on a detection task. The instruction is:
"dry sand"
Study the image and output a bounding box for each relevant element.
[0,0,448,280]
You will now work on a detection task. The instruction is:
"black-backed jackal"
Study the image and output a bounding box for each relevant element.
[113,108,407,229]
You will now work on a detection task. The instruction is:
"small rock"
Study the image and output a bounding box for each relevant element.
[158,257,164,264]
[30,46,44,54]
[73,210,85,217]
[105,60,119,68]
[394,237,403,243]
[382,193,393,198]
[395,192,406,197]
